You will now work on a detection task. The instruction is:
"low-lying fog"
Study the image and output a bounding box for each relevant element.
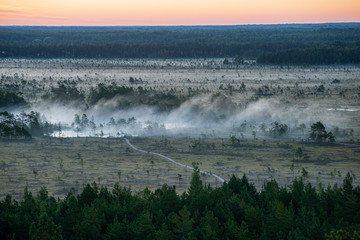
[15,95,356,140]
[1,59,359,140]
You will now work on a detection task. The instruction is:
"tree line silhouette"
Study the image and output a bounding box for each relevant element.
[1,25,360,64]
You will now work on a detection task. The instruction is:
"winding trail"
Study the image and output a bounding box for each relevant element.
[124,138,225,183]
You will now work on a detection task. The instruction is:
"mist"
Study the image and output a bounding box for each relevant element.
[11,92,352,140]
[2,59,359,140]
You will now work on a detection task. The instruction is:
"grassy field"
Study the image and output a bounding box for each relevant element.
[1,136,359,200]
[1,59,360,200]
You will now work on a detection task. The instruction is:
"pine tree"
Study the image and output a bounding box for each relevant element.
[171,206,194,239]
[131,211,155,240]
[105,217,131,240]
[200,211,221,240]
[188,163,203,199]
[29,213,62,240]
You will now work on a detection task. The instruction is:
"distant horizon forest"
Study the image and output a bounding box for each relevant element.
[1,23,360,65]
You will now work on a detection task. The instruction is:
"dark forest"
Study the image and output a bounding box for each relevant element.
[1,23,360,64]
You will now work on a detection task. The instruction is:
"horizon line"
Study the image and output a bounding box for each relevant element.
[1,21,360,27]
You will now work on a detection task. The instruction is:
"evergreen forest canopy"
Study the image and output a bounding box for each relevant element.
[0,167,359,240]
[1,23,360,65]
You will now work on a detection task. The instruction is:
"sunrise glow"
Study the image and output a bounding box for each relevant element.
[1,0,360,26]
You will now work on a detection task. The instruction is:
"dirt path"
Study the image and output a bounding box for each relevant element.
[124,138,225,183]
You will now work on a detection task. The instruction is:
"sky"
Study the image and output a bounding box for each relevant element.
[0,0,360,26]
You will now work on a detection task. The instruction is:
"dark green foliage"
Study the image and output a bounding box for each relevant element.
[0,171,359,240]
[105,217,132,240]
[56,193,81,240]
[269,121,289,137]
[1,24,360,64]
[188,163,203,198]
[29,213,62,240]
[258,46,360,65]
[229,135,240,145]
[43,83,85,105]
[0,90,27,108]
[325,229,360,240]
[170,206,194,239]
[88,84,134,106]
[130,211,156,240]
[0,111,56,139]
[78,182,99,207]
[84,83,185,111]
[0,111,30,139]
[309,121,336,143]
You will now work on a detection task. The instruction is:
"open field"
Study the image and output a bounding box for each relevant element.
[2,59,360,101]
[1,59,360,200]
[1,136,359,200]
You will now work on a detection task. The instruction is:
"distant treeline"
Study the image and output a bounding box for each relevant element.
[1,24,360,64]
[0,167,359,240]
[258,46,360,65]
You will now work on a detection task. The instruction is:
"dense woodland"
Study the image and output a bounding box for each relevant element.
[1,24,360,64]
[0,167,359,240]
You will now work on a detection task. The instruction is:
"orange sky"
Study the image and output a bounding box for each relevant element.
[0,0,360,25]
